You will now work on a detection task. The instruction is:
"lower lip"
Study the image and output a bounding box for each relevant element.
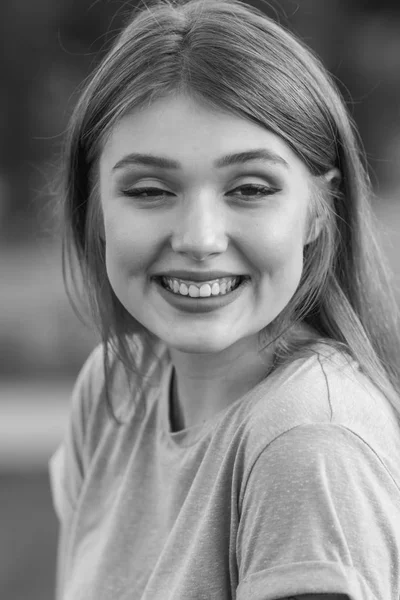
[153,277,250,313]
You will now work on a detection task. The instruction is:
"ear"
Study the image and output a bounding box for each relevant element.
[305,215,324,246]
[305,167,341,246]
[323,167,341,188]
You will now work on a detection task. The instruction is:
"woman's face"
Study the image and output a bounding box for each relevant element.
[99,94,319,354]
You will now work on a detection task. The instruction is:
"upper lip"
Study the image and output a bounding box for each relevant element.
[154,270,248,282]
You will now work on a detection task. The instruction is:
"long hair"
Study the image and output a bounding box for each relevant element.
[61,0,400,424]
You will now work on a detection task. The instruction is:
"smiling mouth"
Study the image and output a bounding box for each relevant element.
[155,275,247,298]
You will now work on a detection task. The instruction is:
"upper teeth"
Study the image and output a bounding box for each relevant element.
[161,276,241,297]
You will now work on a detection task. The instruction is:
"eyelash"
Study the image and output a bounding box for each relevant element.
[120,184,279,202]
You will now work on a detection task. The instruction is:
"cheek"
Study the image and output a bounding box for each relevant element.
[250,213,306,280]
[103,210,158,280]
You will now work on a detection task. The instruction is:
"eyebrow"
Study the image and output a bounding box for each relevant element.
[112,148,289,171]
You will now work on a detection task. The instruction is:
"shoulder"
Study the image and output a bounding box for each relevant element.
[248,339,397,430]
[70,333,169,428]
[68,342,106,425]
[244,421,396,491]
[239,342,339,444]
[237,340,400,477]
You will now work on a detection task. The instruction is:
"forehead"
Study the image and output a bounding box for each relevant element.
[100,94,311,178]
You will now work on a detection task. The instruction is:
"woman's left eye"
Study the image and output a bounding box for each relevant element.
[229,184,278,198]
[120,183,278,200]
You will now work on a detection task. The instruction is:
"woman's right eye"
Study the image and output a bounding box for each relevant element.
[121,187,171,199]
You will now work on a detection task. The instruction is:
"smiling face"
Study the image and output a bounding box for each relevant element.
[98,93,320,356]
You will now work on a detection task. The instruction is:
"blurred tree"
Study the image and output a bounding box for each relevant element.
[263,0,400,195]
[0,0,123,244]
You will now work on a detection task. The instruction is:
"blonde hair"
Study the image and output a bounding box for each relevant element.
[61,0,400,423]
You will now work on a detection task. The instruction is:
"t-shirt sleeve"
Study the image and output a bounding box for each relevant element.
[48,344,105,599]
[236,423,400,600]
[49,345,104,519]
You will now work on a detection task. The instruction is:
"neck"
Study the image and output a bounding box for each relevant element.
[168,333,274,432]
[167,322,320,432]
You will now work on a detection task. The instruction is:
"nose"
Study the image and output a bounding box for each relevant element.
[170,194,228,261]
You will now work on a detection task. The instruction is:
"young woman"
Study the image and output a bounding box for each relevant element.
[49,0,400,598]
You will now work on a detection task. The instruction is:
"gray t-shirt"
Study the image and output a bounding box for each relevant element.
[49,337,400,599]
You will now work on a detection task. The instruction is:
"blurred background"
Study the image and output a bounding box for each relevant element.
[1,0,400,598]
